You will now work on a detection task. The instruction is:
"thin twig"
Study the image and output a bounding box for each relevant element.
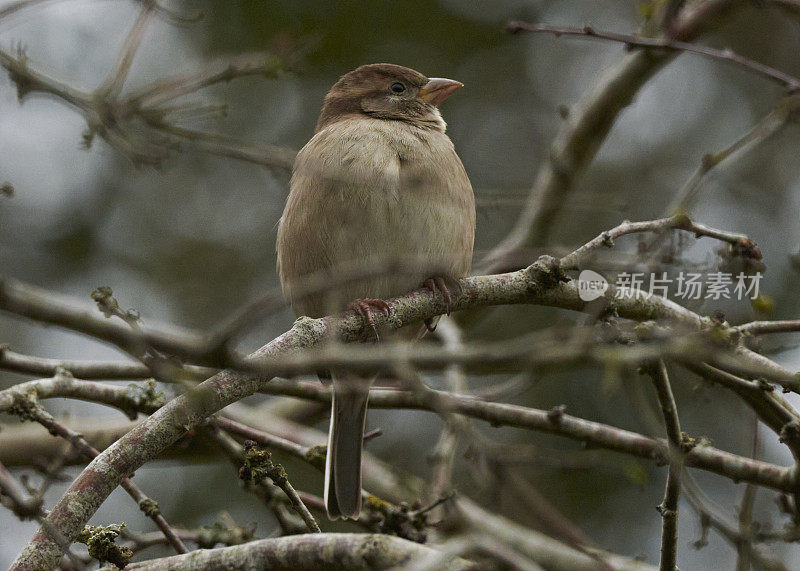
[681,472,783,569]
[505,22,800,91]
[669,94,800,211]
[96,1,156,98]
[736,416,759,571]
[13,215,800,568]
[8,397,188,555]
[482,0,742,270]
[208,427,308,535]
[560,214,754,270]
[648,361,682,570]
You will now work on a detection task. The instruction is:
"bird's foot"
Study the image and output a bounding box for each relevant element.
[421,276,463,320]
[348,298,392,340]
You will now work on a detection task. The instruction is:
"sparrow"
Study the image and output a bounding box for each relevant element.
[276,63,475,519]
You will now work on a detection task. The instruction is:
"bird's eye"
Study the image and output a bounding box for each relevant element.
[390,82,406,94]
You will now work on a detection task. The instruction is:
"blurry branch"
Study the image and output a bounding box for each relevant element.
[456,501,655,570]
[0,460,42,519]
[0,0,54,22]
[145,122,297,170]
[648,361,682,571]
[736,320,800,336]
[0,0,201,25]
[97,1,157,99]
[0,417,140,466]
[681,363,800,454]
[499,468,600,558]
[123,533,476,571]
[736,418,759,571]
[3,392,188,556]
[429,318,467,500]
[127,52,286,109]
[670,93,800,211]
[0,11,295,169]
[681,473,784,570]
[505,23,800,92]
[11,215,800,569]
[119,521,254,554]
[0,279,215,364]
[485,0,742,271]
[0,461,87,569]
[0,346,213,379]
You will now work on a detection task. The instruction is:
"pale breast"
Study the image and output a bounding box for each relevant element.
[277,117,475,318]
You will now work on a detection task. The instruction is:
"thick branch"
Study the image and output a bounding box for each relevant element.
[123,533,476,570]
[11,217,798,568]
[0,375,163,418]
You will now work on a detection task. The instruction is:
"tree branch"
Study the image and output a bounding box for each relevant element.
[648,362,682,571]
[123,533,477,570]
[10,216,798,569]
[505,23,800,91]
[483,0,742,270]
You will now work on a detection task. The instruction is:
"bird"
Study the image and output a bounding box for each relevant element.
[276,63,475,519]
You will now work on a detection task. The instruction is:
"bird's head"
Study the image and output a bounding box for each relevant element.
[315,63,462,132]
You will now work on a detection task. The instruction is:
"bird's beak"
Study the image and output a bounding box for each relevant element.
[418,77,463,105]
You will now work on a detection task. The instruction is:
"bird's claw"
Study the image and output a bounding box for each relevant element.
[421,276,462,317]
[348,298,392,340]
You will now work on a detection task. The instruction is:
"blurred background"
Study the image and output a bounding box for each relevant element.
[2,0,800,568]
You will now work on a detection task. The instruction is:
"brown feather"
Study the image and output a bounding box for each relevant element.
[276,64,475,519]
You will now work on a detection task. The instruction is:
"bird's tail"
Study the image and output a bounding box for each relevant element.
[324,376,371,519]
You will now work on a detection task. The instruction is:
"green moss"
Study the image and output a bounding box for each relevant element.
[77,523,132,569]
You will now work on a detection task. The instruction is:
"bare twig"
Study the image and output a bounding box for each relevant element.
[560,214,755,270]
[648,361,682,570]
[96,1,156,98]
[5,395,187,555]
[482,0,741,270]
[11,216,800,568]
[238,439,320,533]
[669,94,800,211]
[681,473,783,569]
[0,346,214,379]
[251,378,794,492]
[736,417,759,571]
[505,23,800,91]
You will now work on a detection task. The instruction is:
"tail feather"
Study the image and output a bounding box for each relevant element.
[324,378,370,519]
